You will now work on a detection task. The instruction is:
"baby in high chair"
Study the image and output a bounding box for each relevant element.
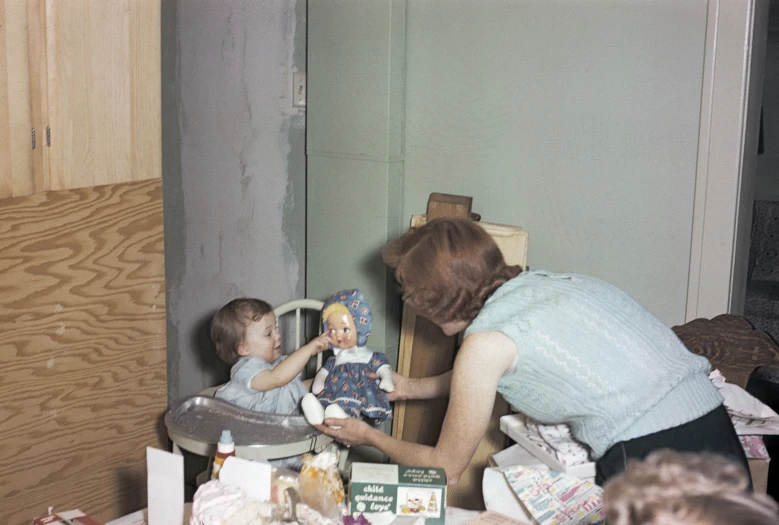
[210,298,332,467]
[302,289,394,427]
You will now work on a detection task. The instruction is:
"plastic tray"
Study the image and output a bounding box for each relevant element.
[499,414,596,481]
[165,395,332,461]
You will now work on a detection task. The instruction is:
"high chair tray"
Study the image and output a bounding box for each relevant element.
[165,395,333,461]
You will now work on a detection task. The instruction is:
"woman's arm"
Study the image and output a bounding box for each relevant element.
[318,330,517,485]
[251,333,332,391]
[400,371,453,400]
[366,369,451,402]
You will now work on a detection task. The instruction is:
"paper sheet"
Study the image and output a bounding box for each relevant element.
[219,456,272,502]
[502,466,604,525]
[146,447,184,525]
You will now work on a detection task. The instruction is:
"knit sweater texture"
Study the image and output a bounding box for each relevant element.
[465,270,723,458]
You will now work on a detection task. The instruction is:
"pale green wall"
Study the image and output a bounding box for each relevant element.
[307,1,405,361]
[308,0,709,331]
[401,0,708,325]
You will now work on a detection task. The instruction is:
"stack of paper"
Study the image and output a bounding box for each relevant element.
[502,466,604,525]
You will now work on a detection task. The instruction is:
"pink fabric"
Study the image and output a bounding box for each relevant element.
[739,435,770,460]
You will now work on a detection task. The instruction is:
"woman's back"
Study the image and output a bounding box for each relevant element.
[466,270,722,458]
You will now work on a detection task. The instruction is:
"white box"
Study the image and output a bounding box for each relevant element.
[499,414,596,482]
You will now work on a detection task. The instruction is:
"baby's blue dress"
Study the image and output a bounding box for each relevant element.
[215,356,307,469]
[216,356,307,414]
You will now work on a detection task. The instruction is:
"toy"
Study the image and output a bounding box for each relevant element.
[301,289,394,426]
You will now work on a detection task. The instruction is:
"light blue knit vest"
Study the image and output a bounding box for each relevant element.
[465,271,723,458]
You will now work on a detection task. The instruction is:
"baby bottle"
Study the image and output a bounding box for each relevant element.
[211,429,236,480]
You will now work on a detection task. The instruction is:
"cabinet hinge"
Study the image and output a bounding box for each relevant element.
[32,128,36,150]
[46,126,51,147]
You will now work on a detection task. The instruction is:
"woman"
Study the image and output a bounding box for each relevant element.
[314,217,747,486]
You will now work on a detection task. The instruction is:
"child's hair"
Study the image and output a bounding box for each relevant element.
[382,217,522,324]
[603,450,779,525]
[210,298,274,365]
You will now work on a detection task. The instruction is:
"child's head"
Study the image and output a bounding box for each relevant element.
[603,450,779,525]
[322,289,372,348]
[210,298,278,365]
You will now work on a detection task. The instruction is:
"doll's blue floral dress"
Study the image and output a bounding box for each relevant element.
[318,347,393,422]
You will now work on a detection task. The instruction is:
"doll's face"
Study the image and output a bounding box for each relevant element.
[326,312,358,349]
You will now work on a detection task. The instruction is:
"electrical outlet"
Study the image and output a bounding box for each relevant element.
[293,72,306,108]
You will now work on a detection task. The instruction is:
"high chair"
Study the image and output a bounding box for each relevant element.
[165,299,348,476]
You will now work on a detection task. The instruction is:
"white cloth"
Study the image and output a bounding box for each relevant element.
[524,418,592,467]
[709,370,779,435]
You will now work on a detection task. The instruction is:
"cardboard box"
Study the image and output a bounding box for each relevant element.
[499,414,596,482]
[349,463,447,525]
[749,458,770,494]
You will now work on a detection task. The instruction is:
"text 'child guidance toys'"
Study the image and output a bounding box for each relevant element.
[302,289,394,427]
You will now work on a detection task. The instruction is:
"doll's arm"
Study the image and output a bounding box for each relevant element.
[376,364,395,392]
[312,367,329,395]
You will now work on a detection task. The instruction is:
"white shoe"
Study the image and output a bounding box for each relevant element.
[324,403,349,429]
[301,393,325,426]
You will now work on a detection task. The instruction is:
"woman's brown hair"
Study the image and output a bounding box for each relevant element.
[383,217,521,324]
[210,298,273,365]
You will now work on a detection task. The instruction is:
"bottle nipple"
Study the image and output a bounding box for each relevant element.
[219,429,233,444]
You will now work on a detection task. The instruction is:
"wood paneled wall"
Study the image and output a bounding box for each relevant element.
[0,179,167,525]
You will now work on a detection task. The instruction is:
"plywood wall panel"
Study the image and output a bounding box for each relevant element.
[0,179,166,525]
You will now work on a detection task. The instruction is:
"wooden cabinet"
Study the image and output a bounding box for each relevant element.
[1,0,160,198]
[0,0,35,196]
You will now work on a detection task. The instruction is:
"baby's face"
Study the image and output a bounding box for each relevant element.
[238,313,281,362]
[326,312,358,349]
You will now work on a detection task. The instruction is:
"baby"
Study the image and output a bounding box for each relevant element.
[211,298,332,470]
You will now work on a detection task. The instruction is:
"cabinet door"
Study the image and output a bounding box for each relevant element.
[29,0,160,191]
[0,0,34,198]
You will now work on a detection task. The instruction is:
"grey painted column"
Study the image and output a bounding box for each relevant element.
[163,1,308,404]
[306,0,406,365]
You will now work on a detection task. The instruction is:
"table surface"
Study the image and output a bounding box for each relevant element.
[105,504,483,525]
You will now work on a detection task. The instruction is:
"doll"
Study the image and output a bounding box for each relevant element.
[301,289,394,427]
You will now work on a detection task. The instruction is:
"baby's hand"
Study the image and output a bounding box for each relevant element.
[306,332,333,354]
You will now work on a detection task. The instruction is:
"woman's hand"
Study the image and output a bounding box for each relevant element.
[366,370,409,402]
[314,417,375,447]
